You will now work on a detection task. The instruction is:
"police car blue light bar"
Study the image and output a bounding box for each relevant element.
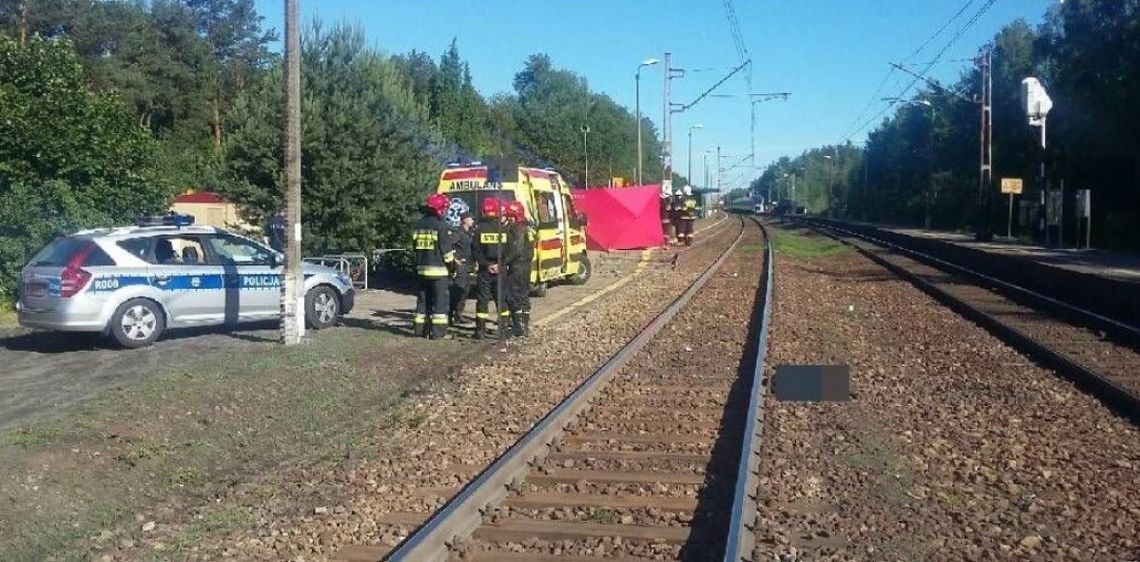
[136,213,195,227]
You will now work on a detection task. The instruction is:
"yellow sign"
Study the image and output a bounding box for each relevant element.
[1000,178,1023,195]
[611,177,625,187]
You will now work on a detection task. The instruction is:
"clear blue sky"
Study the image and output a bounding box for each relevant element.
[254,0,1053,188]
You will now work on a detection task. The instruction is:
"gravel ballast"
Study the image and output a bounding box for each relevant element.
[754,224,1140,562]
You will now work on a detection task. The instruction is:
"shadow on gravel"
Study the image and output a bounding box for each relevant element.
[0,322,280,353]
[679,239,771,562]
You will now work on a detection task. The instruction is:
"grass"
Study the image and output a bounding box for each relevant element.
[0,297,16,328]
[770,228,852,259]
[583,508,618,524]
[0,327,469,561]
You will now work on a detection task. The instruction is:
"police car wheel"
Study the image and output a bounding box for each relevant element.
[109,299,165,348]
[569,253,591,285]
[305,286,339,330]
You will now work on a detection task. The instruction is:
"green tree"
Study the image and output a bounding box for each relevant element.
[0,36,168,299]
[222,21,442,255]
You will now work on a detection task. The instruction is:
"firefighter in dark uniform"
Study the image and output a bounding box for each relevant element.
[503,200,534,338]
[412,193,456,339]
[448,212,476,325]
[473,198,508,339]
[659,190,674,245]
[670,189,686,245]
[679,185,698,246]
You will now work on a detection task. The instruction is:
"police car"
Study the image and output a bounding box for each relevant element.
[15,214,355,348]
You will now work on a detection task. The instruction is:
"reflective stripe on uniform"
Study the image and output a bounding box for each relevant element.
[412,230,438,250]
[418,266,449,277]
[413,314,426,324]
[476,312,490,319]
[442,250,457,263]
[430,314,449,325]
[480,232,506,244]
[500,310,510,317]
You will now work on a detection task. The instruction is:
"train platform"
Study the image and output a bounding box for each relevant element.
[886,227,1140,284]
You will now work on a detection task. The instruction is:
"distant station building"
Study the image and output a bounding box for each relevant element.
[169,191,256,234]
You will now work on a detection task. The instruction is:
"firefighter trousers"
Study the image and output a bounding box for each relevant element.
[414,275,449,338]
[678,219,695,245]
[507,264,531,335]
[449,274,471,322]
[475,268,508,325]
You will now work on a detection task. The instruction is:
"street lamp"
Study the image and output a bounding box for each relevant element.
[823,153,834,217]
[581,124,590,187]
[687,124,703,188]
[635,58,659,186]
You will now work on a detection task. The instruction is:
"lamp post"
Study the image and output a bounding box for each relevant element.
[635,58,659,186]
[581,124,590,187]
[687,124,703,187]
[823,154,833,217]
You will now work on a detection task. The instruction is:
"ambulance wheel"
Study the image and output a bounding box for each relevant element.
[530,282,548,297]
[569,253,591,285]
[108,298,165,348]
[305,286,339,329]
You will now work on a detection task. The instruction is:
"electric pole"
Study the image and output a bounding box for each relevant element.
[18,0,28,46]
[976,46,993,242]
[662,52,673,195]
[280,0,304,345]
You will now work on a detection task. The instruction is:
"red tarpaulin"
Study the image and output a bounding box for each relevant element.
[571,186,663,251]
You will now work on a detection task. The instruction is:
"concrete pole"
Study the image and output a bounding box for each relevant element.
[281,0,304,344]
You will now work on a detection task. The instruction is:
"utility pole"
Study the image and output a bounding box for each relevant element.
[976,46,993,242]
[661,53,685,195]
[662,52,672,195]
[18,0,28,46]
[716,145,722,193]
[703,152,709,190]
[280,0,304,345]
[687,124,703,187]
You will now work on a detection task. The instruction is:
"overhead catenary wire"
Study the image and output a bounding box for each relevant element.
[843,0,1000,142]
[837,0,981,142]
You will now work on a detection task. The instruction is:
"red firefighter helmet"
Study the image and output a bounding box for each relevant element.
[504,201,526,222]
[481,197,501,218]
[425,193,450,216]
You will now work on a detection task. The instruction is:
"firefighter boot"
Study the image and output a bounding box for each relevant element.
[474,319,486,340]
[512,312,529,338]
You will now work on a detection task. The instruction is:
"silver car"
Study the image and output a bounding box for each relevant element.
[16,217,355,348]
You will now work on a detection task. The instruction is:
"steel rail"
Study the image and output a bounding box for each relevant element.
[806,219,1140,342]
[721,219,775,562]
[802,219,1140,423]
[382,217,748,561]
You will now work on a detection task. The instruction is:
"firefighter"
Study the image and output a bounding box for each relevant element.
[670,189,685,245]
[679,185,698,246]
[448,212,476,326]
[473,198,508,339]
[412,193,456,339]
[503,200,533,338]
[659,190,673,246]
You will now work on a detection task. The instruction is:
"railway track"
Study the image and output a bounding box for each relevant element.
[798,219,1140,422]
[337,216,773,561]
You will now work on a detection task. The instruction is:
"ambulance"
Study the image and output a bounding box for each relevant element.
[435,159,590,295]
